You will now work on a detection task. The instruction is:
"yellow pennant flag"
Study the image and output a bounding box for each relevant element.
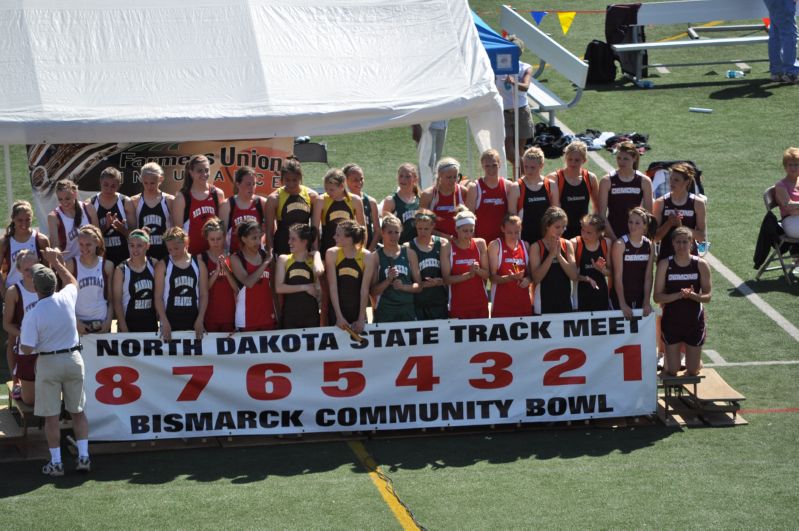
[557,11,576,35]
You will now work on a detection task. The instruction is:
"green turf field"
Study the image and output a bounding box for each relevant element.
[1,1,798,528]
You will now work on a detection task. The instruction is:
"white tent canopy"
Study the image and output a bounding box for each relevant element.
[0,0,506,184]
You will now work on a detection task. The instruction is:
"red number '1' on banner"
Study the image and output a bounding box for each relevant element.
[614,345,643,381]
[395,356,440,391]
[321,360,366,397]
[95,366,142,405]
[469,351,514,389]
[543,348,587,385]
[246,363,292,400]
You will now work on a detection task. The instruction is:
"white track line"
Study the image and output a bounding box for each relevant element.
[703,349,727,364]
[705,360,799,367]
[554,118,799,344]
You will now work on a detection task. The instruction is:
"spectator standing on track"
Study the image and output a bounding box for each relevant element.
[20,249,91,476]
[763,0,799,83]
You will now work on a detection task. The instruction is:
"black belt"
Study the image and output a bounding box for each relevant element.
[38,345,82,356]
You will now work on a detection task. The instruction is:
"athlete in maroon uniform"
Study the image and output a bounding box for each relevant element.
[653,162,707,260]
[420,157,468,239]
[598,142,653,241]
[530,207,577,314]
[612,207,656,319]
[467,149,511,244]
[571,214,613,312]
[441,209,489,319]
[654,227,712,376]
[172,154,225,256]
[489,215,532,317]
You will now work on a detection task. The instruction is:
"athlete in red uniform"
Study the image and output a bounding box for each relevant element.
[441,209,489,319]
[199,218,237,332]
[172,154,225,256]
[654,226,712,376]
[420,157,468,239]
[218,166,267,254]
[230,221,277,331]
[467,149,511,244]
[489,215,532,317]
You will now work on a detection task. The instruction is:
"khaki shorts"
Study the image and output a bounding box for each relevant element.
[34,351,86,417]
[504,105,535,140]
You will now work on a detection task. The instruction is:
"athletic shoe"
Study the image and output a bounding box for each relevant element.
[780,73,799,84]
[42,461,64,477]
[75,456,91,473]
[770,73,783,82]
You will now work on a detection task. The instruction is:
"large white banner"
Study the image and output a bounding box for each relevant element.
[82,312,656,441]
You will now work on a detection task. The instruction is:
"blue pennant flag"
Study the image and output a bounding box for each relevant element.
[531,11,548,25]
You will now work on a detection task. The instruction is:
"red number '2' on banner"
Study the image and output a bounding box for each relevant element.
[95,366,142,405]
[172,365,214,401]
[543,348,587,385]
[247,363,292,400]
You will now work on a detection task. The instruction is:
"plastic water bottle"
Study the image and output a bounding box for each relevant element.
[726,70,745,78]
[634,79,654,89]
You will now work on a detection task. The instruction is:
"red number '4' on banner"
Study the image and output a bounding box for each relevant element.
[395,356,440,391]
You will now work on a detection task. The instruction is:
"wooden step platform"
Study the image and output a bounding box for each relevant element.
[658,368,747,427]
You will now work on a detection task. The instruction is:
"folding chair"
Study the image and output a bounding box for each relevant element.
[755,186,799,283]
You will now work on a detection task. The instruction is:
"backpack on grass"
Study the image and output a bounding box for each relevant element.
[584,40,617,84]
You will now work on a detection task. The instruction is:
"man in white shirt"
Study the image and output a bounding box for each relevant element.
[20,249,91,476]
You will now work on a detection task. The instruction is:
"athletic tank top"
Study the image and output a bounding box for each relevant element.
[136,193,171,260]
[164,256,200,330]
[55,204,90,261]
[662,255,704,326]
[658,193,698,260]
[320,194,355,253]
[490,239,532,317]
[620,235,651,308]
[474,178,509,243]
[333,247,365,323]
[4,230,41,288]
[376,245,414,310]
[182,187,219,256]
[449,239,488,312]
[533,239,572,315]
[121,259,158,332]
[391,192,419,244]
[227,196,264,254]
[12,281,39,327]
[557,168,592,239]
[75,257,108,321]
[607,172,644,238]
[234,250,276,331]
[92,193,129,265]
[517,179,552,245]
[274,186,312,256]
[572,236,611,312]
[362,192,377,248]
[430,187,463,238]
[410,237,447,308]
[201,252,236,331]
[282,254,319,329]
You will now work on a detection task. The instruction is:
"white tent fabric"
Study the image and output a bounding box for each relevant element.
[0,0,506,184]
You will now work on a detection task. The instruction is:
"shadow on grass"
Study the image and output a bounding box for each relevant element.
[0,425,674,497]
[585,76,785,100]
[727,276,799,297]
[365,426,674,472]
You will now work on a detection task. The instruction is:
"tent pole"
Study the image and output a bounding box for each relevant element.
[3,145,11,217]
[513,83,519,181]
[466,122,473,180]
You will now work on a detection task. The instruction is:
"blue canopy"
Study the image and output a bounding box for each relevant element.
[472,11,520,75]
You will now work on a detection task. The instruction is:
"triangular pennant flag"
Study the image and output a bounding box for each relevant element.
[557,12,576,35]
[762,17,770,29]
[530,11,548,26]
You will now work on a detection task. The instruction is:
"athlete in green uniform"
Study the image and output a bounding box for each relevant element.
[409,209,449,320]
[381,163,420,244]
[371,214,421,323]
